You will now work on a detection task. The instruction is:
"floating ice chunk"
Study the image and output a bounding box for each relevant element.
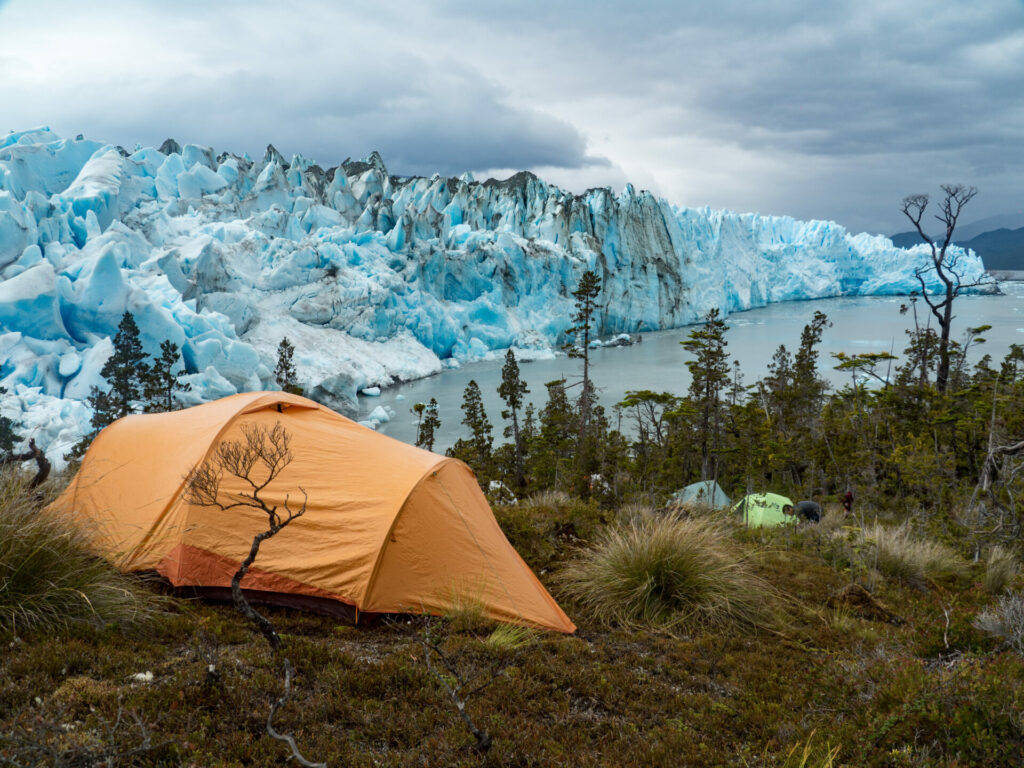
[368,405,390,423]
[361,386,381,397]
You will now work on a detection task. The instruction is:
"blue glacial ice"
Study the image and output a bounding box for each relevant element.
[0,128,988,461]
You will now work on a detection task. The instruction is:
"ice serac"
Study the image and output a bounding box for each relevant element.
[0,128,988,461]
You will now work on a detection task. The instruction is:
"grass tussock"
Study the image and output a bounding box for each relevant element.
[614,501,656,525]
[974,592,1024,655]
[482,623,535,651]
[983,545,1019,594]
[559,514,776,633]
[857,523,968,589]
[0,470,160,635]
[524,488,572,508]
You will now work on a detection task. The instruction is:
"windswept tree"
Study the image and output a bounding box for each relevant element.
[681,309,731,481]
[275,337,303,395]
[567,270,602,437]
[143,340,191,413]
[900,184,990,393]
[412,398,441,452]
[498,349,529,489]
[448,381,493,482]
[101,311,149,420]
[184,422,324,767]
[70,311,150,458]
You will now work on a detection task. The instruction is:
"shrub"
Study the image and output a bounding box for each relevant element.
[558,514,775,632]
[983,545,1019,594]
[0,470,159,635]
[494,496,606,571]
[857,523,967,589]
[973,592,1024,654]
[525,488,571,508]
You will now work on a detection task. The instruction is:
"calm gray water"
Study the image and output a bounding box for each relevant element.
[363,282,1024,452]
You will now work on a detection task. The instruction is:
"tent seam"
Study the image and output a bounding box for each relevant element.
[361,459,446,610]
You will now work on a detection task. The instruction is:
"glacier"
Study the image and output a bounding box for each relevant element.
[0,127,988,461]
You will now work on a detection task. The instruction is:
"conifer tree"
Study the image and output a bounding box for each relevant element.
[681,308,731,481]
[498,349,529,489]
[567,270,602,437]
[448,381,492,481]
[275,337,303,395]
[69,311,150,458]
[413,398,441,452]
[143,340,191,412]
[529,378,576,489]
[102,311,149,420]
[0,388,17,459]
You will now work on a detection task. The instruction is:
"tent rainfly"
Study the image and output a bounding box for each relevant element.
[671,480,731,509]
[51,392,575,633]
[732,492,796,528]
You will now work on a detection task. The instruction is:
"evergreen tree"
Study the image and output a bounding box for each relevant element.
[103,311,149,420]
[448,381,492,481]
[528,378,576,489]
[69,311,149,458]
[413,398,441,452]
[143,340,190,413]
[0,387,18,459]
[566,270,602,437]
[681,308,731,481]
[275,337,302,395]
[498,349,529,489]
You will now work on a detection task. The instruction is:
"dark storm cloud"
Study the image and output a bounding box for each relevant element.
[0,0,1020,233]
[0,0,606,177]
[437,0,1024,231]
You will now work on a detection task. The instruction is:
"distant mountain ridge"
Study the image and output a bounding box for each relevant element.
[890,216,1024,271]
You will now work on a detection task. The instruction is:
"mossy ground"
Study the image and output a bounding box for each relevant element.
[2,502,1021,767]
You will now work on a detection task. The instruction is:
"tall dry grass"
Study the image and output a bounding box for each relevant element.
[857,523,968,589]
[983,545,1019,594]
[974,592,1024,654]
[0,470,160,635]
[558,514,776,632]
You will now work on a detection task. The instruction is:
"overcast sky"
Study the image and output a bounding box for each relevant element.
[1,0,1021,233]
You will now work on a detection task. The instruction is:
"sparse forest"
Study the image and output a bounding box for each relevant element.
[3,255,1024,766]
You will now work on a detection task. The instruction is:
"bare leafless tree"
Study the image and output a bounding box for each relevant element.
[418,617,499,754]
[184,422,324,768]
[1,438,51,489]
[185,421,306,649]
[900,184,992,393]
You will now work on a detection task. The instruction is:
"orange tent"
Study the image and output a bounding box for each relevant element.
[51,392,575,633]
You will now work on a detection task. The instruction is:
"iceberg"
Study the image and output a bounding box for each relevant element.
[0,128,988,462]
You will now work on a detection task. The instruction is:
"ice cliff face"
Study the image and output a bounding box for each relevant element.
[0,127,987,459]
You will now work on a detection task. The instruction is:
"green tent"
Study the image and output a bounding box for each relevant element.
[671,480,731,509]
[733,492,796,527]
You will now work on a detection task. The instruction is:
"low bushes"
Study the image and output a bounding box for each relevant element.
[558,514,775,632]
[0,470,160,635]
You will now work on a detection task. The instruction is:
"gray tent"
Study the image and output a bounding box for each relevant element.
[670,480,731,509]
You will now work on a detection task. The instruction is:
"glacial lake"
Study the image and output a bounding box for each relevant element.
[362,281,1024,452]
